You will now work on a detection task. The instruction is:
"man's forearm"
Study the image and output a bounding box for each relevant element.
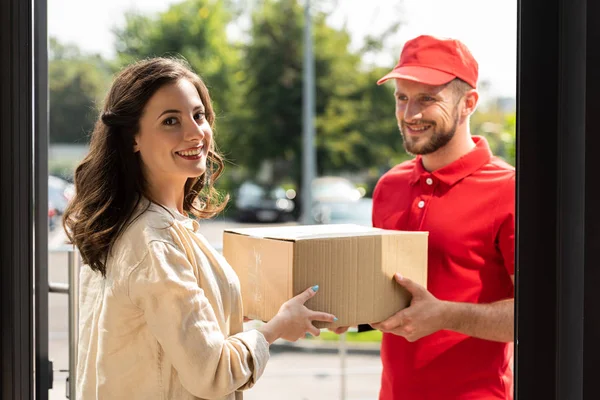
[443,298,514,342]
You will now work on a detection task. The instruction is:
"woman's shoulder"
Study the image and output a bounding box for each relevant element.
[122,205,179,246]
[108,204,180,266]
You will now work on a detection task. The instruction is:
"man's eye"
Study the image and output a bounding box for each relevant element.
[163,117,178,126]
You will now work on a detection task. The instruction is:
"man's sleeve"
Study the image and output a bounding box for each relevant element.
[495,174,516,276]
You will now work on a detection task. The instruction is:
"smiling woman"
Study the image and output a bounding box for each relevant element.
[64,57,226,276]
[60,57,336,400]
[133,78,214,209]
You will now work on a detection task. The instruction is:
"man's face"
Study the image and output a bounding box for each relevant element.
[394,79,462,155]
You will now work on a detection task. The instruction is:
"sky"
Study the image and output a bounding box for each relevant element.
[48,0,517,98]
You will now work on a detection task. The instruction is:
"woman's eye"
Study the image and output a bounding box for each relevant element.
[163,117,178,126]
[194,112,205,121]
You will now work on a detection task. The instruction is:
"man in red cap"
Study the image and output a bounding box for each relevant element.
[345,35,515,399]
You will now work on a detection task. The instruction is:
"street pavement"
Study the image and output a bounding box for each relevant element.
[47,219,383,400]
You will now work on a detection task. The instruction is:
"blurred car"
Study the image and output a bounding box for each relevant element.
[310,176,372,226]
[312,196,372,226]
[48,201,59,231]
[312,176,364,203]
[234,181,296,223]
[48,175,75,215]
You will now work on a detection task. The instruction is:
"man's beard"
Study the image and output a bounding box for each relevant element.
[400,113,459,156]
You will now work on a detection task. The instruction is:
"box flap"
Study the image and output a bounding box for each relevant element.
[224,223,418,241]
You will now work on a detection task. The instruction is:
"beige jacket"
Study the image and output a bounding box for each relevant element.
[77,201,270,399]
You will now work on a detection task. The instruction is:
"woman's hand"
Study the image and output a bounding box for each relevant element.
[258,285,337,344]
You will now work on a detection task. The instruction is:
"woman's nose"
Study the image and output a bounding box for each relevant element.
[183,118,205,141]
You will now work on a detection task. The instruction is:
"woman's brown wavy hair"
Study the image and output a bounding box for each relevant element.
[63,57,228,276]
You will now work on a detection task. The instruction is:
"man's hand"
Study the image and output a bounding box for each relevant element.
[371,273,450,342]
[330,326,350,334]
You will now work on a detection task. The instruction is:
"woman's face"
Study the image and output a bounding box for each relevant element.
[134,78,212,189]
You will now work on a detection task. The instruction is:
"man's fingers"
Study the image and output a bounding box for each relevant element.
[334,326,350,334]
[373,311,405,332]
[394,273,423,296]
[371,321,395,332]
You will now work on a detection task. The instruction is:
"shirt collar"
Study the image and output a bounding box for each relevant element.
[409,136,492,187]
[146,199,200,232]
[167,207,200,232]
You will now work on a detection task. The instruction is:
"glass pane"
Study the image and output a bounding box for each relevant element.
[46,0,516,398]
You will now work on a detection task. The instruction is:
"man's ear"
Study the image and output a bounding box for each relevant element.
[463,89,479,116]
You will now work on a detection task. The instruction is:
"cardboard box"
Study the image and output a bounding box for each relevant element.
[223,224,428,328]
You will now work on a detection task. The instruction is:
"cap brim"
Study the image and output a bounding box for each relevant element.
[377,66,456,86]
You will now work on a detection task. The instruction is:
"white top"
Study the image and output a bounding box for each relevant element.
[77,200,269,399]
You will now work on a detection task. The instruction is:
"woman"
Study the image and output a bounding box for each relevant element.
[63,57,336,400]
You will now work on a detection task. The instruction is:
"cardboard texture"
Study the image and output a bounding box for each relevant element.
[223,224,428,329]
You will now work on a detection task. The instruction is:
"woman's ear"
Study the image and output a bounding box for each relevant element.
[133,136,140,153]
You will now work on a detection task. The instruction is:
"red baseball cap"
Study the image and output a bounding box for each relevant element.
[377,35,478,88]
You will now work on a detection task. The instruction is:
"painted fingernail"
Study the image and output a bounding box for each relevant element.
[305,333,312,338]
[333,317,338,322]
[311,285,319,292]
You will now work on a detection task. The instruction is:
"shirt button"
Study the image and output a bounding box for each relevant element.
[426,178,433,185]
[418,200,425,208]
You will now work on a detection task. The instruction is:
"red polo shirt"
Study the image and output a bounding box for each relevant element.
[373,136,515,400]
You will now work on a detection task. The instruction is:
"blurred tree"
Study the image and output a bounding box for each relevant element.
[110,0,411,201]
[316,66,408,175]
[471,106,516,166]
[113,0,241,147]
[49,38,113,144]
[231,0,407,190]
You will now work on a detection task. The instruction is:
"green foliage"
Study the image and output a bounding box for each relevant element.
[48,0,516,193]
[230,0,409,190]
[305,329,383,343]
[471,108,516,166]
[227,0,305,180]
[49,158,79,182]
[113,0,241,141]
[49,38,113,144]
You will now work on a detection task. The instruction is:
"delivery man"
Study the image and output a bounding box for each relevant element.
[338,35,515,399]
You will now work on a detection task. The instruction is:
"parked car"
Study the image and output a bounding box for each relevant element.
[234,181,296,223]
[48,201,59,231]
[48,175,75,215]
[310,176,372,226]
[312,176,364,203]
[311,196,372,226]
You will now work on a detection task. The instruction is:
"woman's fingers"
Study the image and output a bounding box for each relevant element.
[310,311,337,323]
[306,325,321,337]
[293,285,319,304]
